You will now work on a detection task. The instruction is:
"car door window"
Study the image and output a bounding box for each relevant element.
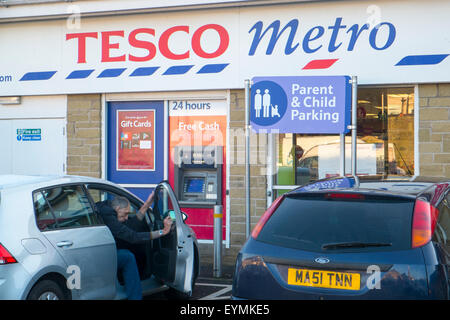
[154,185,176,222]
[34,191,59,231]
[33,185,100,231]
[86,186,140,219]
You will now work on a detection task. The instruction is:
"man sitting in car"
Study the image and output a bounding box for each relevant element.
[96,191,173,300]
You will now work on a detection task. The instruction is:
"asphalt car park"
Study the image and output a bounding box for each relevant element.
[146,280,232,300]
[145,264,234,300]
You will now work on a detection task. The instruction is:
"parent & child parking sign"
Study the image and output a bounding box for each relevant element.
[250,76,352,134]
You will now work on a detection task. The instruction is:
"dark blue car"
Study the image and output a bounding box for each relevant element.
[232,176,450,299]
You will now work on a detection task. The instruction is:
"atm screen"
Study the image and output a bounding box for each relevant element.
[186,178,205,193]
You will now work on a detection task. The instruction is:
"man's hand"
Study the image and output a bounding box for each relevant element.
[145,190,155,205]
[162,216,173,235]
[137,190,155,221]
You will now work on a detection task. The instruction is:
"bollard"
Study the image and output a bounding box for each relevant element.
[213,205,223,278]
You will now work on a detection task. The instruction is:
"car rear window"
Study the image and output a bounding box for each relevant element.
[257,194,415,252]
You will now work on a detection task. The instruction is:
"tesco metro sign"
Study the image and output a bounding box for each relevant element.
[65,17,396,64]
[5,1,450,97]
[66,24,230,63]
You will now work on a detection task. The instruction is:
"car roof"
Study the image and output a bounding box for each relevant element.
[0,174,108,191]
[290,175,449,197]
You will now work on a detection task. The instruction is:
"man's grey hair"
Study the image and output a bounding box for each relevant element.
[111,196,130,210]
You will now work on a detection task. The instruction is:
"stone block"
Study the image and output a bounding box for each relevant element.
[90,145,101,155]
[434,154,450,164]
[419,84,438,97]
[420,164,444,176]
[431,122,450,133]
[420,108,449,121]
[419,98,428,107]
[431,134,443,143]
[428,97,450,107]
[445,165,450,178]
[438,83,450,97]
[419,121,431,129]
[68,114,89,122]
[419,153,433,164]
[68,146,90,156]
[419,128,430,142]
[443,136,450,152]
[420,143,441,153]
[67,156,82,166]
[76,129,100,139]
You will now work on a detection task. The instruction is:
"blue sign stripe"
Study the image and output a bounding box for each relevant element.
[20,71,56,81]
[197,63,229,74]
[129,67,159,77]
[396,54,449,66]
[21,63,229,81]
[97,68,127,78]
[66,69,95,79]
[163,65,193,75]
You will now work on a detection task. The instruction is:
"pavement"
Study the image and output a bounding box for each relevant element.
[192,263,234,300]
[196,242,240,283]
[198,262,235,283]
[145,254,235,300]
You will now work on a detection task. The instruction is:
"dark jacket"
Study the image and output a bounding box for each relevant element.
[96,200,151,249]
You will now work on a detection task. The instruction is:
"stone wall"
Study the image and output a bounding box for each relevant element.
[419,84,450,178]
[200,90,269,265]
[226,89,268,258]
[66,94,102,178]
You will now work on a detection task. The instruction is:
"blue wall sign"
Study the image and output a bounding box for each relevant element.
[16,128,42,141]
[250,76,351,133]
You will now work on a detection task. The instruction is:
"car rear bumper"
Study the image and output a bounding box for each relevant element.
[0,263,32,300]
[233,240,431,300]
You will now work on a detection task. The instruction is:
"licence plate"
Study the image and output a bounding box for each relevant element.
[287,268,360,290]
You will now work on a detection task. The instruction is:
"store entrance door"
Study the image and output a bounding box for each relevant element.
[107,101,166,200]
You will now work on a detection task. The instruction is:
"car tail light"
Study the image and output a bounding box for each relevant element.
[0,243,17,265]
[412,199,440,248]
[251,195,284,239]
[326,193,365,200]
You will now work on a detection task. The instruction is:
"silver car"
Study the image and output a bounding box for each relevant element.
[0,175,199,300]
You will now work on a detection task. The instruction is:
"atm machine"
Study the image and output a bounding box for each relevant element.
[173,146,223,208]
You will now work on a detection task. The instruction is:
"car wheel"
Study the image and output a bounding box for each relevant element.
[27,280,67,300]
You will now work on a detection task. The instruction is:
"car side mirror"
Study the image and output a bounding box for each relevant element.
[182,212,188,222]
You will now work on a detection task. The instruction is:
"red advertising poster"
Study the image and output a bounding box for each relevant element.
[117,109,155,171]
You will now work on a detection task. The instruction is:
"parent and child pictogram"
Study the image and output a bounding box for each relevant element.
[254,89,281,118]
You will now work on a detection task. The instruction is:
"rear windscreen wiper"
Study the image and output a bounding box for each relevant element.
[322,242,392,250]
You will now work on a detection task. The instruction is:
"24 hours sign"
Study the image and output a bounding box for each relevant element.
[117,110,155,171]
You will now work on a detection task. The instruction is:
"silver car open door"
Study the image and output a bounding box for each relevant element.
[151,181,195,295]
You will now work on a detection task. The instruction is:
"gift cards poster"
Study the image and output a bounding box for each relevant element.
[117,109,155,171]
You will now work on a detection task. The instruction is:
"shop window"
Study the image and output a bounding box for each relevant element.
[275,87,415,194]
